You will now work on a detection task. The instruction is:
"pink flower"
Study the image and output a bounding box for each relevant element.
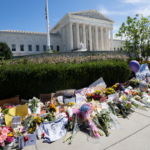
[3,127,9,130]
[6,136,14,143]
[1,142,5,147]
[2,128,9,135]
[0,135,7,143]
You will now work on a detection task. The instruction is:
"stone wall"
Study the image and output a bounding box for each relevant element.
[13,51,128,59]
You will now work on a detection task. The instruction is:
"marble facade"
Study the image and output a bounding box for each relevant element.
[0,9,125,56]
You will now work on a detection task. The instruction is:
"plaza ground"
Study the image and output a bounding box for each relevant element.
[13,108,150,150]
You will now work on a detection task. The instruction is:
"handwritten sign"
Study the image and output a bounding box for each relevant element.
[136,64,150,80]
[11,116,21,129]
[18,134,36,148]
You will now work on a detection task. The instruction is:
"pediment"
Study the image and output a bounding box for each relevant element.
[69,9,114,23]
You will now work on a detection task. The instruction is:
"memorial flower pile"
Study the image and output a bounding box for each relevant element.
[2,70,150,148]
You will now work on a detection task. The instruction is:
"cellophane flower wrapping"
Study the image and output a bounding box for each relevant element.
[80,104,100,139]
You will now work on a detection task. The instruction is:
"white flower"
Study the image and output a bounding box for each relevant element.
[28,104,32,106]
[44,119,48,122]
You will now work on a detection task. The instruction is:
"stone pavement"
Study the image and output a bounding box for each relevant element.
[13,108,150,150]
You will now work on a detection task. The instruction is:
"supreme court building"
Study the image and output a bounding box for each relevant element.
[0,9,124,56]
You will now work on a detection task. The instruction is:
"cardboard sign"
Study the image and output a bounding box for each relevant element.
[18,134,36,148]
[136,64,150,80]
[11,116,21,129]
[0,95,20,107]
[93,85,105,91]
[39,94,51,103]
[89,77,107,88]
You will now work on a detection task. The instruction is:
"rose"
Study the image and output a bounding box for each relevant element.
[42,133,45,138]
[24,136,28,142]
[69,117,73,121]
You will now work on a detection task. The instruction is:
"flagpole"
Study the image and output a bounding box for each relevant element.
[46,0,51,53]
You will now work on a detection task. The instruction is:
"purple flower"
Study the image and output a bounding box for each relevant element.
[6,136,14,143]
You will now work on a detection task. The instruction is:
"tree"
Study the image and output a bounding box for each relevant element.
[0,42,13,60]
[116,14,150,60]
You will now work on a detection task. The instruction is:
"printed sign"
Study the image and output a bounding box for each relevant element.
[89,77,107,88]
[11,116,21,129]
[18,134,36,148]
[136,64,150,80]
[42,117,68,142]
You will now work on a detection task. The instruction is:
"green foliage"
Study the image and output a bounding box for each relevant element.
[116,14,150,59]
[0,42,13,60]
[0,60,131,100]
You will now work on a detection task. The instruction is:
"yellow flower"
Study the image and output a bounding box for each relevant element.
[122,95,126,100]
[0,107,2,112]
[7,133,13,137]
[68,102,75,107]
[38,117,42,123]
[34,117,37,120]
[28,128,33,133]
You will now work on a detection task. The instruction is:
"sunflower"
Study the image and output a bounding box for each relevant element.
[37,117,42,123]
[49,104,57,113]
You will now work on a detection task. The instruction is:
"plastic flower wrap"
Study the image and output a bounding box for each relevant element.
[67,107,73,118]
[79,104,101,138]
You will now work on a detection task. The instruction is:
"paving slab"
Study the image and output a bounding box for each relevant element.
[17,112,150,150]
[134,107,150,118]
[106,124,150,150]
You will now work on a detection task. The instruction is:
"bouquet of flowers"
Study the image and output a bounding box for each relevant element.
[86,92,102,102]
[128,78,141,87]
[45,101,57,113]
[0,126,15,149]
[93,110,112,136]
[28,97,42,114]
[105,88,115,96]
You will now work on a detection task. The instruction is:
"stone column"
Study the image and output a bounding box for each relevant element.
[89,25,92,51]
[110,28,113,50]
[69,22,73,51]
[105,27,108,51]
[76,23,79,49]
[95,26,98,51]
[63,26,66,52]
[83,24,86,49]
[62,27,65,52]
[100,26,104,50]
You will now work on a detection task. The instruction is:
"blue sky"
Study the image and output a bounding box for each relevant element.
[0,0,150,37]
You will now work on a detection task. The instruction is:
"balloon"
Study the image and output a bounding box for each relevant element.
[139,81,148,92]
[129,60,140,72]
